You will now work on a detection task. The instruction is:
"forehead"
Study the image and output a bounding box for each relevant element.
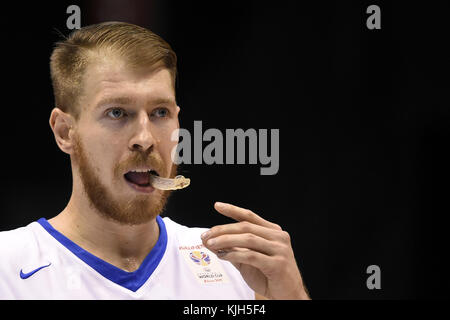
[82,55,175,107]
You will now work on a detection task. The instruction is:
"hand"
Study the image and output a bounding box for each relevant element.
[201,202,310,300]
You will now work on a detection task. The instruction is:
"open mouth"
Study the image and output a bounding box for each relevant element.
[124,169,159,188]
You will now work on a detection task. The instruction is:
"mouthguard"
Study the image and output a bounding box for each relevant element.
[149,173,191,190]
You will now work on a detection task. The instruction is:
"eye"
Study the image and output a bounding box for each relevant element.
[106,108,126,119]
[152,108,169,118]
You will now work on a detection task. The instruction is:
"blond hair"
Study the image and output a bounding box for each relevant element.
[50,21,177,120]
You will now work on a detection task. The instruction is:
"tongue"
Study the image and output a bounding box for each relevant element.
[125,172,150,186]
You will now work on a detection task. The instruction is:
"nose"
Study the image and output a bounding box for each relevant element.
[128,111,156,152]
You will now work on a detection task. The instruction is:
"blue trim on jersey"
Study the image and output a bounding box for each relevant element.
[37,216,167,292]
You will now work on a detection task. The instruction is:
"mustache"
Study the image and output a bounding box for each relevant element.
[114,151,166,177]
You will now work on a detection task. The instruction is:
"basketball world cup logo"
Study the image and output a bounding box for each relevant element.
[189,251,211,266]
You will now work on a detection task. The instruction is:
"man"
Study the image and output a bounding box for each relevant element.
[0,22,310,299]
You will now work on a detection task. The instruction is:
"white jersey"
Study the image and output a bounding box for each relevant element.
[0,216,254,299]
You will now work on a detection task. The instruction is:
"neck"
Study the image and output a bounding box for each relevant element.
[48,193,160,273]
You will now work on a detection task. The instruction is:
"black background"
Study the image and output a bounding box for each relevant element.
[0,0,448,299]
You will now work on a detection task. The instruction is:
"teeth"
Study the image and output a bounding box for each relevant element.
[130,169,152,173]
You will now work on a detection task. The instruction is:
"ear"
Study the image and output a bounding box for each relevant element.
[49,107,76,155]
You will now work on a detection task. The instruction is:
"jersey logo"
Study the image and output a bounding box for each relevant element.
[179,245,230,284]
[19,263,52,279]
[189,251,211,266]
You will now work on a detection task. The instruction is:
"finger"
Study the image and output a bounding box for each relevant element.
[204,233,280,256]
[201,221,285,242]
[214,202,281,230]
[216,249,278,277]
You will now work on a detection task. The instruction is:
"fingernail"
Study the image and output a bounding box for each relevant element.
[201,230,211,240]
[215,202,226,209]
[217,250,227,257]
[206,238,215,246]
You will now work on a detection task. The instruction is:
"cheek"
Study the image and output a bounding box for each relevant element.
[158,125,179,166]
[84,135,121,177]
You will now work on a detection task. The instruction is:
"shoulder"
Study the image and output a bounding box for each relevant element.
[0,223,36,255]
[0,222,42,273]
[162,216,208,242]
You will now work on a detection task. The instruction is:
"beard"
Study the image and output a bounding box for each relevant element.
[72,134,177,226]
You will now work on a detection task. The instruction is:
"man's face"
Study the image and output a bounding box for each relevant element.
[71,55,180,225]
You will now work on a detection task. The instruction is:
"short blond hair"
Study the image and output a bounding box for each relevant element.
[50,21,177,119]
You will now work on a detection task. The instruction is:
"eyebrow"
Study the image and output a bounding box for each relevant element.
[95,96,134,109]
[95,96,176,109]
